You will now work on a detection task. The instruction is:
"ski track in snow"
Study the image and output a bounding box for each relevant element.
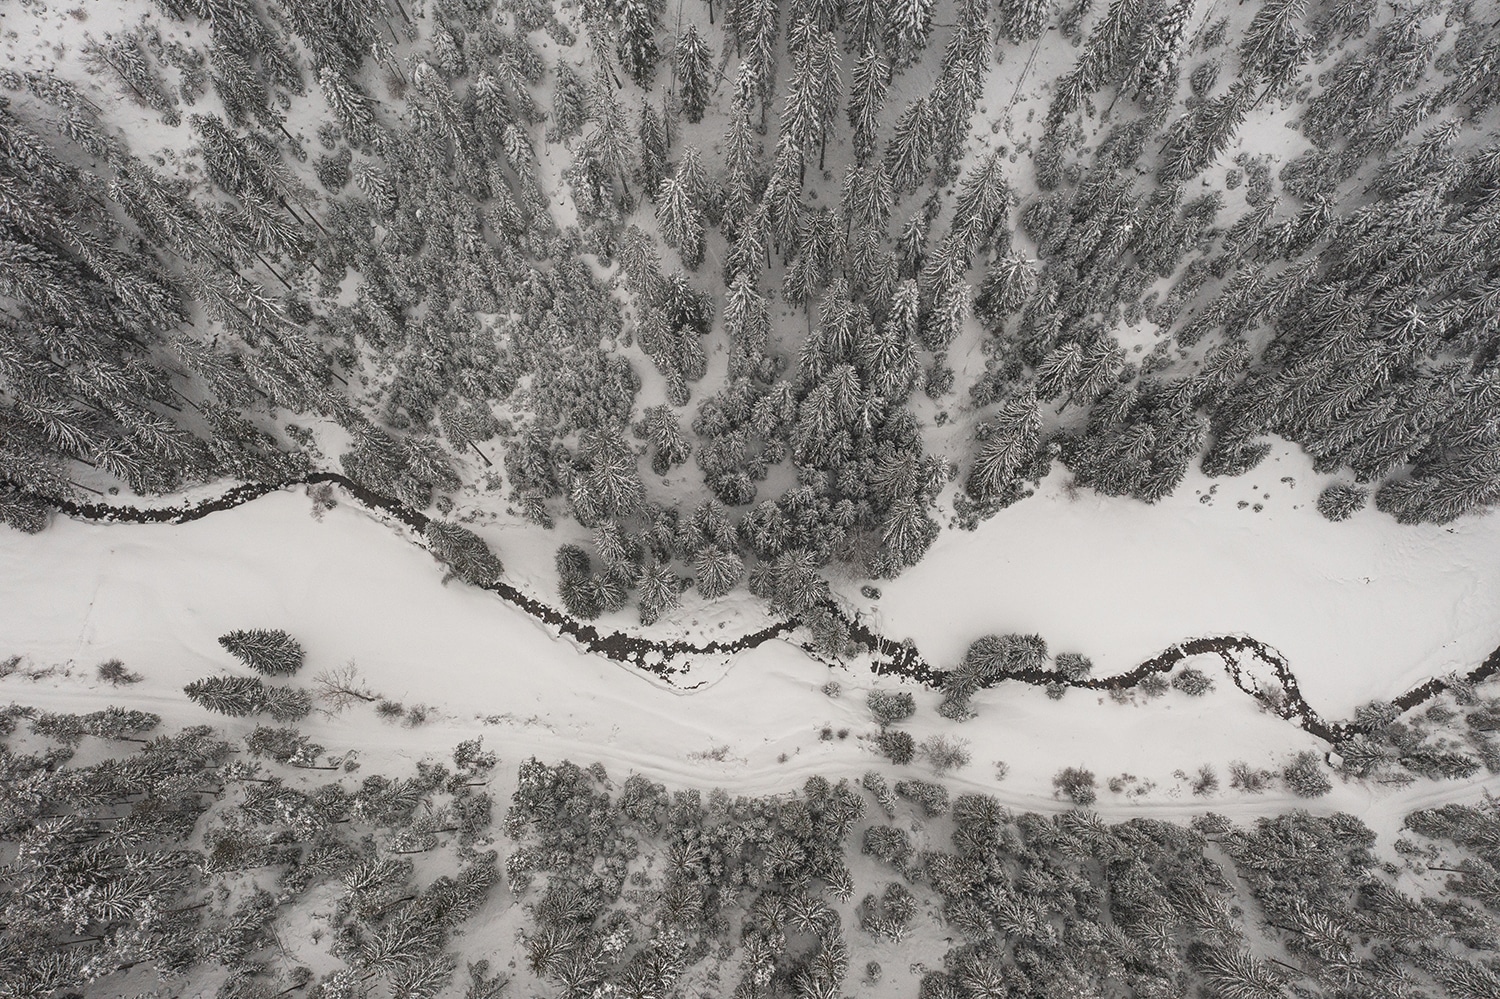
[16,472,1500,745]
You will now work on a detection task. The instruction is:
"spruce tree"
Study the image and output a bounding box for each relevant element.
[656,151,708,268]
[425,521,506,586]
[740,0,781,125]
[847,50,890,164]
[724,272,772,355]
[995,0,1049,44]
[185,675,269,716]
[885,0,935,68]
[676,25,714,123]
[885,99,932,193]
[318,68,377,146]
[219,629,305,675]
[617,0,667,89]
[637,103,669,200]
[844,0,886,53]
[967,391,1041,500]
[637,562,681,625]
[1159,81,1256,182]
[806,31,843,170]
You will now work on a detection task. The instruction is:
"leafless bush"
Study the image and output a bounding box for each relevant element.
[313,662,379,712]
[920,735,971,774]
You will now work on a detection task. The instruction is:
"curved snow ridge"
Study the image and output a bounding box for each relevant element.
[21,475,1500,742]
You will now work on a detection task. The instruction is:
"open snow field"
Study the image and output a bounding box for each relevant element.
[843,441,1500,718]
[3,478,1496,838]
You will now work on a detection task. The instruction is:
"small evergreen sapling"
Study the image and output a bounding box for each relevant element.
[920,735,971,774]
[1281,751,1333,797]
[894,777,950,815]
[1317,483,1368,521]
[1056,652,1093,682]
[867,688,916,725]
[1053,766,1098,806]
[862,824,914,867]
[97,658,142,685]
[1171,666,1215,696]
[875,728,915,764]
[858,882,918,941]
[219,630,304,676]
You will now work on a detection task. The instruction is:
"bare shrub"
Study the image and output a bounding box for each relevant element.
[313,662,379,712]
[920,735,971,774]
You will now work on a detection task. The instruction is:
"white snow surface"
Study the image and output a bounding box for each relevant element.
[841,441,1500,719]
[2,481,1497,835]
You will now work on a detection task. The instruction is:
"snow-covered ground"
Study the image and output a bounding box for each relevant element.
[3,483,1495,838]
[839,441,1500,719]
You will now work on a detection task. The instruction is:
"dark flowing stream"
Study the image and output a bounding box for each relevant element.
[19,474,1500,745]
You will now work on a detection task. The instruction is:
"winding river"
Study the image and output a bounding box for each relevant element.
[19,473,1500,745]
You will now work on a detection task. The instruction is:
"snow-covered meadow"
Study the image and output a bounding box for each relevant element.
[4,466,1496,836]
[847,441,1500,718]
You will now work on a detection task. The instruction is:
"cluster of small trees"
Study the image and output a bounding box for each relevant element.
[940,632,1051,718]
[1334,690,1497,784]
[505,758,864,998]
[1,684,499,999]
[186,627,312,719]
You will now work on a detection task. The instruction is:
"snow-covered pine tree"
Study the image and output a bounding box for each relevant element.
[318,68,377,147]
[724,271,772,355]
[219,628,305,675]
[574,430,647,523]
[921,276,970,351]
[1240,0,1313,99]
[656,150,708,268]
[425,520,506,586]
[548,62,590,143]
[929,1,992,180]
[884,0,935,68]
[1036,341,1084,401]
[740,0,781,125]
[185,674,269,716]
[859,319,921,398]
[994,0,1049,45]
[636,405,692,473]
[619,224,665,296]
[876,497,938,575]
[885,98,932,193]
[847,49,890,164]
[780,57,821,186]
[584,75,638,202]
[636,561,681,624]
[1159,81,1256,182]
[638,103,669,200]
[1122,0,1193,107]
[676,25,715,123]
[617,0,667,89]
[967,390,1041,500]
[844,0,886,54]
[949,149,1012,255]
[807,31,843,171]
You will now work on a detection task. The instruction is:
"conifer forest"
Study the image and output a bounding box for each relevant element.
[3,0,1500,996]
